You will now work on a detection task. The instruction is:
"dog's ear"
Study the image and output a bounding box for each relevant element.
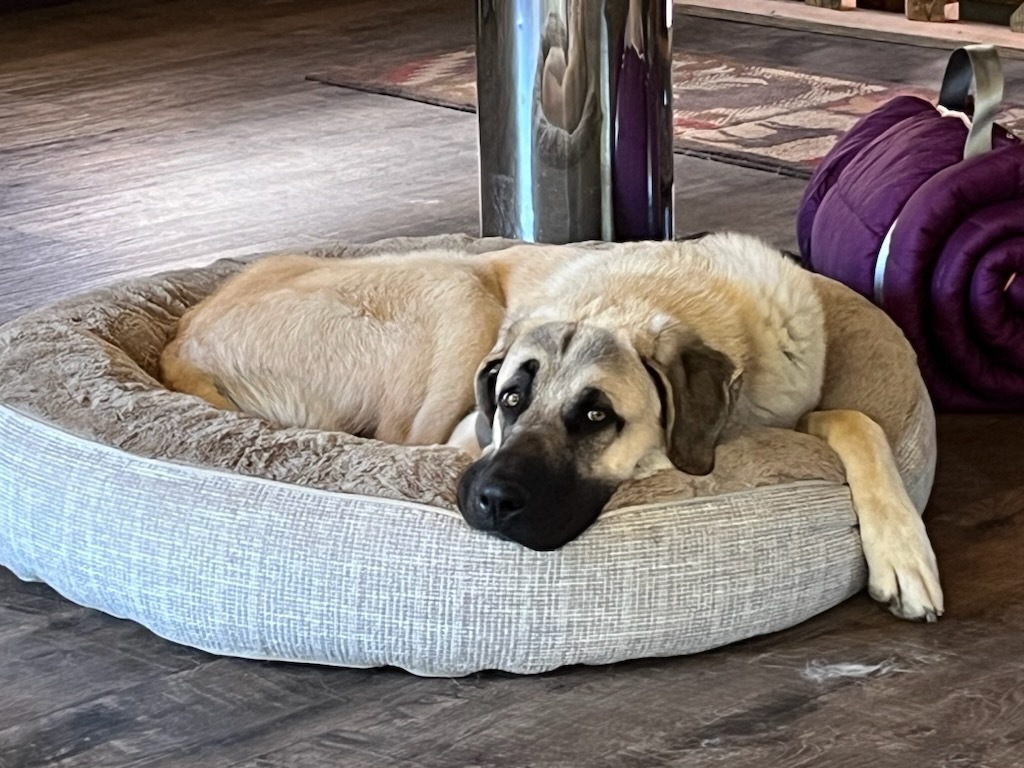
[647,334,741,476]
[473,356,504,448]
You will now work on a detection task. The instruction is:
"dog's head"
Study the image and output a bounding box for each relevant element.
[456,319,742,550]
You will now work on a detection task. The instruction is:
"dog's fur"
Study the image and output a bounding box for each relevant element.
[161,233,943,621]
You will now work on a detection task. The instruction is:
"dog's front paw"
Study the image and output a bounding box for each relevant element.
[860,500,944,622]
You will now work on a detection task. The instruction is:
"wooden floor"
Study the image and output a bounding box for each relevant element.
[2,2,1024,766]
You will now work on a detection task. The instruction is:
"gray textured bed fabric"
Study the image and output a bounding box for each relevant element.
[0,234,936,676]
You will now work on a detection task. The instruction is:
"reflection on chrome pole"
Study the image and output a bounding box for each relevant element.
[476,0,674,244]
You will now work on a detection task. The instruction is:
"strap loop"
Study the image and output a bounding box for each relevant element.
[938,45,1005,160]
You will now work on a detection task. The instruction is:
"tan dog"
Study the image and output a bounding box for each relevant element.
[161,233,943,621]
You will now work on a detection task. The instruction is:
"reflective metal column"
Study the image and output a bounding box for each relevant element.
[476,0,674,244]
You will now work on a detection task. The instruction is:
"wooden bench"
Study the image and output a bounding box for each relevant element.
[805,0,1022,30]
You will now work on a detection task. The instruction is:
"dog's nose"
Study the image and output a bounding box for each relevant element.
[476,480,528,523]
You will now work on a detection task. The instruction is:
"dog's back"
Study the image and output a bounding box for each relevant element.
[161,250,509,443]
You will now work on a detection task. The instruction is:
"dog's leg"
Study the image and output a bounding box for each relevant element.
[799,409,943,622]
[445,412,483,459]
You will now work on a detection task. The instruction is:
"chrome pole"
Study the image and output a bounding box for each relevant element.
[476,0,674,244]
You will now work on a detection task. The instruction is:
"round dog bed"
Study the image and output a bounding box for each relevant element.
[0,234,936,676]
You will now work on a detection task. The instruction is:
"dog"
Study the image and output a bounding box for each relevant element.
[161,232,943,622]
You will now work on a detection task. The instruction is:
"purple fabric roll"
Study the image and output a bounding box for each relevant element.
[797,95,1024,412]
[883,147,1024,410]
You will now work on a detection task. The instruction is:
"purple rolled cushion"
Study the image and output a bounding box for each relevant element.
[881,146,1024,410]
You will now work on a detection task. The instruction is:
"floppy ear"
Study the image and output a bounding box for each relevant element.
[473,356,504,448]
[649,335,741,476]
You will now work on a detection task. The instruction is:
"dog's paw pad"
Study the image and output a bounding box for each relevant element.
[886,594,941,623]
[866,562,944,622]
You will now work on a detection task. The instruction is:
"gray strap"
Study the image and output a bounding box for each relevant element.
[938,44,1004,160]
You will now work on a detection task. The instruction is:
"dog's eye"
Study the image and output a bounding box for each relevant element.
[500,390,522,410]
[564,390,622,436]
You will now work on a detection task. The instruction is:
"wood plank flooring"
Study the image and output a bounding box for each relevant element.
[2,2,1023,766]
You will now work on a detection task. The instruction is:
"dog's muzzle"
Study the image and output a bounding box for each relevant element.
[456,433,616,551]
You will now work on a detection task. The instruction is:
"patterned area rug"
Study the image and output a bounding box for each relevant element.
[310,47,1024,178]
